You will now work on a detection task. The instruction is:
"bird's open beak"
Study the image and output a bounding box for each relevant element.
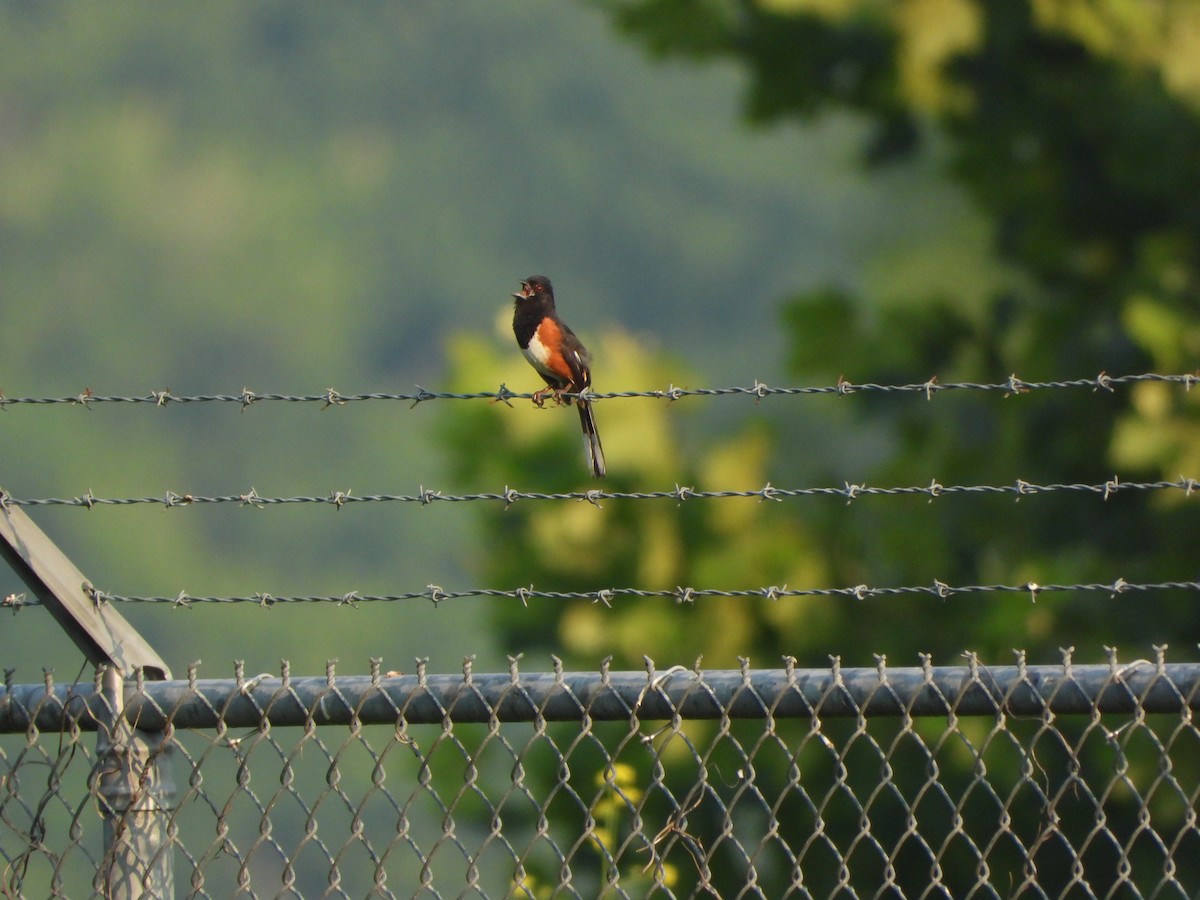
[512,281,530,299]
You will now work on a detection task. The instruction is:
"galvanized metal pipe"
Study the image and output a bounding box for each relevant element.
[3,661,1197,733]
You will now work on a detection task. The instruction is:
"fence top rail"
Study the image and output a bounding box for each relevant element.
[2,653,1197,732]
[0,372,1194,409]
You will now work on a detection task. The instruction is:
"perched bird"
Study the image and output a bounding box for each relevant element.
[510,275,606,478]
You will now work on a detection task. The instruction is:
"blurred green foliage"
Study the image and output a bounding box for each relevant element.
[440,3,1200,891]
[457,0,1200,671]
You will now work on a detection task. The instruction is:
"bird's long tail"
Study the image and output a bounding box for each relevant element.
[577,400,605,478]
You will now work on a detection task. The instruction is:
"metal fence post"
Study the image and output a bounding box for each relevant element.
[96,665,176,900]
[1,501,175,895]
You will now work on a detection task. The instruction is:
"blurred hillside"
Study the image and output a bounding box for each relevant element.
[20,1,1193,681]
[0,2,1001,678]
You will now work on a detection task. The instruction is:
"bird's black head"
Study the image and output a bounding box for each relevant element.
[513,275,553,301]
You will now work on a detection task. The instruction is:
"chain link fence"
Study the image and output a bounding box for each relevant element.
[1,652,1198,897]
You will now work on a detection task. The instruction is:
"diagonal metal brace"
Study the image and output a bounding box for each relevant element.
[0,502,170,680]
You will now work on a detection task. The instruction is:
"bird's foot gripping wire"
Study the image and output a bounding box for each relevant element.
[531,387,567,408]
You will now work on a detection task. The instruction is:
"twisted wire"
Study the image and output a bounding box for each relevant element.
[1,476,1195,511]
[5,577,1194,610]
[0,372,1194,409]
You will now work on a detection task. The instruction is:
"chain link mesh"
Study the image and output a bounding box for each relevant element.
[1,655,1198,897]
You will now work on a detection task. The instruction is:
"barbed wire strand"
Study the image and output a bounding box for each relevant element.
[2,578,1193,611]
[1,477,1195,511]
[0,372,1195,409]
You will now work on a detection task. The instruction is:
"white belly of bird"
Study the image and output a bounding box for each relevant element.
[522,331,557,380]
